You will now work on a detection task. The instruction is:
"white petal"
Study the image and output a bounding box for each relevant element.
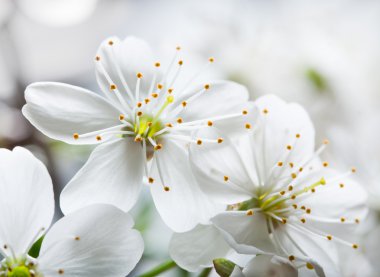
[175,81,253,135]
[0,147,54,255]
[95,36,160,106]
[150,138,223,232]
[242,255,298,277]
[60,138,144,214]
[189,128,254,204]
[38,204,143,277]
[169,224,230,272]
[211,211,275,254]
[23,82,122,145]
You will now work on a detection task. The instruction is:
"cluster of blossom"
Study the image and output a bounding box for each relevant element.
[0,36,367,277]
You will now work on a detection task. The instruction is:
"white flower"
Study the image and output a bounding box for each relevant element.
[0,147,143,277]
[188,95,368,276]
[22,36,252,232]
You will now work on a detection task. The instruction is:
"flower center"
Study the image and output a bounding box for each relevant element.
[1,257,40,277]
[132,114,163,139]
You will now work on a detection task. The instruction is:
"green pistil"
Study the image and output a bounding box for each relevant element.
[7,266,30,277]
[135,115,163,138]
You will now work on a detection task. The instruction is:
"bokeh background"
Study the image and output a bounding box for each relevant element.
[1,0,380,276]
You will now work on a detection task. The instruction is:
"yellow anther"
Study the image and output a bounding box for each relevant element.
[137,111,143,117]
[340,217,346,223]
[288,255,295,262]
[73,133,79,140]
[296,133,301,138]
[95,55,100,61]
[58,269,64,275]
[147,122,152,127]
[299,167,303,172]
[323,161,329,167]
[119,114,125,120]
[208,57,214,63]
[166,123,173,128]
[108,40,114,45]
[168,88,174,94]
[355,218,360,224]
[134,137,142,142]
[197,139,202,145]
[155,62,161,67]
[157,84,163,90]
[288,185,293,191]
[207,121,213,126]
[148,177,154,183]
[277,162,283,167]
[246,210,254,216]
[245,123,251,129]
[287,145,292,150]
[280,191,286,196]
[182,101,187,107]
[291,173,297,179]
[164,186,170,192]
[110,84,117,90]
[300,218,306,224]
[263,109,268,114]
[301,206,306,210]
[154,144,163,150]
[176,46,181,51]
[282,218,287,224]
[75,236,80,241]
[289,162,294,168]
[339,183,344,188]
[291,195,297,200]
[311,188,316,193]
[144,98,150,104]
[137,102,142,108]
[217,138,224,144]
[137,72,143,79]
[351,167,357,173]
[306,208,311,214]
[96,135,102,141]
[352,244,358,249]
[178,60,183,66]
[327,235,332,241]
[204,84,210,90]
[224,176,229,182]
[292,204,298,209]
[323,139,330,145]
[306,263,314,270]
[177,118,183,124]
[152,93,159,98]
[242,110,248,115]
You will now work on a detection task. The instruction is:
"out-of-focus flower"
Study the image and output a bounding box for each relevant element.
[22,36,252,232]
[0,147,143,277]
[188,95,367,276]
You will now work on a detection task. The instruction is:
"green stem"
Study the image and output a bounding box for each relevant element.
[198,267,212,277]
[138,260,177,277]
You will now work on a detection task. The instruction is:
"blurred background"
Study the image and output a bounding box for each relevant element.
[1,0,380,276]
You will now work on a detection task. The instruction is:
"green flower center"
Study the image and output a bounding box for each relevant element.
[1,257,40,277]
[133,114,163,138]
[7,266,30,277]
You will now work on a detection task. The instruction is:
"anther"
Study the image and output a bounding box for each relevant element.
[148,177,154,184]
[95,56,100,61]
[145,98,150,104]
[168,88,174,94]
[178,60,183,66]
[166,123,173,128]
[351,167,357,173]
[282,218,287,224]
[291,195,297,200]
[289,162,294,168]
[110,84,117,90]
[323,162,329,167]
[208,57,214,63]
[137,72,143,79]
[152,93,159,98]
[352,244,358,249]
[75,236,80,241]
[119,114,125,120]
[73,133,79,140]
[291,173,297,179]
[280,191,286,196]
[58,269,64,275]
[292,204,298,209]
[157,84,163,90]
[176,46,181,51]
[155,62,161,67]
[355,218,360,224]
[96,135,102,141]
[300,218,306,223]
[182,101,187,107]
[154,144,162,150]
[242,110,248,115]
[339,183,344,188]
[246,210,254,216]
[306,263,314,270]
[287,145,292,150]
[134,137,142,142]
[177,118,183,124]
[326,235,332,241]
[217,138,224,144]
[108,40,114,45]
[147,122,152,127]
[137,111,143,117]
[301,206,306,210]
[136,102,142,108]
[288,255,295,262]
[306,208,311,214]
[340,217,346,223]
[164,186,170,192]
[323,139,329,145]
[299,167,303,172]
[197,139,202,145]
[245,123,251,129]
[204,84,210,90]
[288,185,293,191]
[311,188,316,193]
[207,121,213,126]
[263,109,268,114]
[224,176,229,182]
[277,162,283,167]
[296,133,301,138]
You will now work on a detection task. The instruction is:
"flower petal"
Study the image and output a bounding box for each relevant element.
[60,138,144,214]
[211,211,275,254]
[149,138,223,232]
[169,224,230,272]
[174,81,253,135]
[241,255,298,277]
[0,147,54,255]
[23,82,122,145]
[95,36,160,107]
[38,204,143,277]
[189,128,254,204]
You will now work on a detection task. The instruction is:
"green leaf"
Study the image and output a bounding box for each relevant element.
[28,235,44,258]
